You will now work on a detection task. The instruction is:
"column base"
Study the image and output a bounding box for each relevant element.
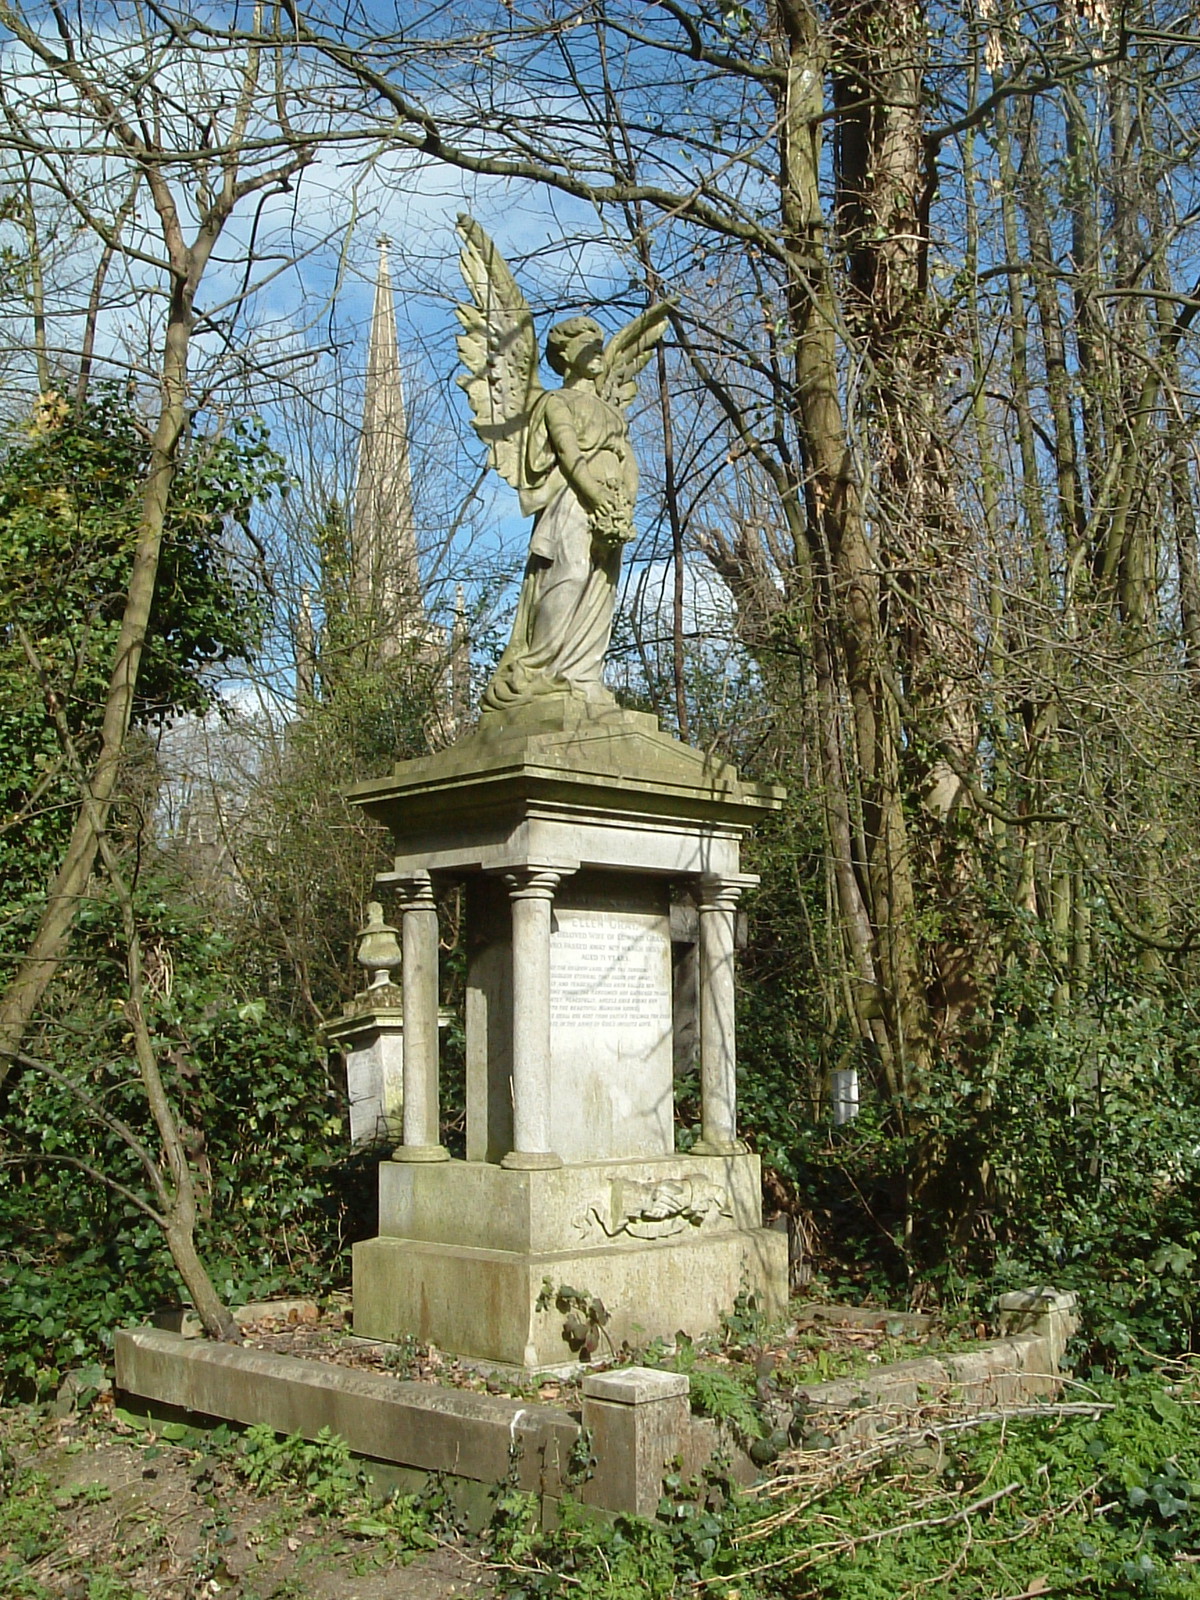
[500,1150,564,1171]
[391,1144,452,1164]
[690,1138,749,1157]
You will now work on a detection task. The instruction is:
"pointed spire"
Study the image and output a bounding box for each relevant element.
[352,238,421,657]
[451,582,471,730]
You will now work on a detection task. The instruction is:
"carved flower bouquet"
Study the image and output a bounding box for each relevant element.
[589,485,635,550]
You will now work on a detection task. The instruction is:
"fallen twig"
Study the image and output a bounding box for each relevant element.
[738,1397,1114,1538]
[705,1481,1023,1587]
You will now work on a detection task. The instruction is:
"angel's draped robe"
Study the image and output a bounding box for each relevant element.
[482,384,635,713]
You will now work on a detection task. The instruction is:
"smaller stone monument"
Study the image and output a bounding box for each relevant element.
[347,220,788,1370]
[326,904,406,1147]
[328,903,453,1147]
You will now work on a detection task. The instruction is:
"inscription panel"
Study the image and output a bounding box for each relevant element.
[551,914,672,1031]
[549,907,674,1162]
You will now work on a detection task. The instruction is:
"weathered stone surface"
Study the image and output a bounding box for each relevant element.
[376,1153,765,1255]
[548,886,673,1162]
[353,1226,789,1370]
[997,1287,1079,1379]
[325,1007,405,1146]
[115,1327,577,1496]
[356,707,780,891]
[583,1368,689,1404]
[349,702,787,1368]
[582,1367,692,1518]
[797,1304,934,1334]
[464,909,513,1163]
[352,704,782,849]
[789,1289,1082,1443]
[152,1299,321,1339]
[464,873,680,1165]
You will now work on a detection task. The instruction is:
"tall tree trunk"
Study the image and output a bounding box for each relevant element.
[0,282,193,1084]
[772,0,928,1099]
[832,0,984,1045]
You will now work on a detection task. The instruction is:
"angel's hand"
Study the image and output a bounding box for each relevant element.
[589,488,635,549]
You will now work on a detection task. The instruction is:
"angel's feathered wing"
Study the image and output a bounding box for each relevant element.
[455,216,544,512]
[598,303,671,412]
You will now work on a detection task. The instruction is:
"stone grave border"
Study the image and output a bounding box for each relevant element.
[114,1288,1077,1524]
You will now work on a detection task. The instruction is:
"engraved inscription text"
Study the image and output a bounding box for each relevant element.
[551,912,671,1030]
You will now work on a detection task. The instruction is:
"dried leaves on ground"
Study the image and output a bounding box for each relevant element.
[0,1399,491,1600]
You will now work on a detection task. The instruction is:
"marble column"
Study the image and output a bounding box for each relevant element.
[693,875,750,1155]
[501,866,563,1170]
[393,871,449,1162]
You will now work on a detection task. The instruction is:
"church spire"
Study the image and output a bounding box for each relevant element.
[352,238,421,655]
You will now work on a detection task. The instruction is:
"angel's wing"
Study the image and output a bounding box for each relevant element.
[597,302,671,412]
[454,215,543,499]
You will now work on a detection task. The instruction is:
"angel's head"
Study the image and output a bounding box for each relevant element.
[546,316,605,380]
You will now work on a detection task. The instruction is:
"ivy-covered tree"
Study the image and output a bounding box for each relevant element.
[0,388,279,933]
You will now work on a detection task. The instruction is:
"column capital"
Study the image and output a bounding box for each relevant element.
[502,864,565,902]
[697,872,758,912]
[390,870,436,908]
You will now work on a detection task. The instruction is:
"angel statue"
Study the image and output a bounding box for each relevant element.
[455,215,669,715]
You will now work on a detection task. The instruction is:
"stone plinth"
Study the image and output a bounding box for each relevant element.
[354,1150,786,1368]
[374,1150,765,1250]
[326,1004,405,1147]
[347,702,786,1368]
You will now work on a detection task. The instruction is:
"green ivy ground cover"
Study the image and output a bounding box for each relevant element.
[489,1368,1200,1599]
[7,1363,1200,1597]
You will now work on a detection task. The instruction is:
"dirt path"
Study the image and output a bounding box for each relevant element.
[0,1402,493,1600]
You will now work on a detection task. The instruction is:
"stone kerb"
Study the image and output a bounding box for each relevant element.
[781,1295,1081,1449]
[115,1328,580,1502]
[116,1292,1080,1524]
[116,1328,699,1519]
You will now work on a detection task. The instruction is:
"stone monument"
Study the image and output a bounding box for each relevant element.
[349,218,787,1370]
[327,904,451,1147]
[326,903,406,1147]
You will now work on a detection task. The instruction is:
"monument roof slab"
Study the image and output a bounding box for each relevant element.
[348,707,784,843]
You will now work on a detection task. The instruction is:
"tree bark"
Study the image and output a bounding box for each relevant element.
[0,291,192,1085]
[773,0,929,1095]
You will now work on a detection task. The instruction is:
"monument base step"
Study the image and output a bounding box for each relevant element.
[352,1227,788,1370]
[377,1151,767,1255]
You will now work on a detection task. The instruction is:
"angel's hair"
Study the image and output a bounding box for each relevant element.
[545,316,605,376]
